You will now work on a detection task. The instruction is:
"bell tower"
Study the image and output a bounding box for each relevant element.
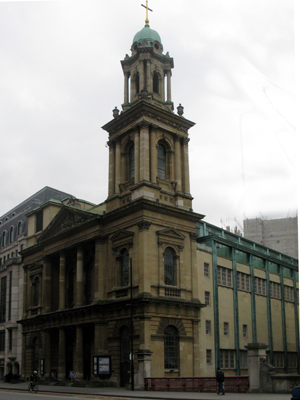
[102,8,195,213]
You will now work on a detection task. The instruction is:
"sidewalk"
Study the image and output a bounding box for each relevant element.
[0,381,293,400]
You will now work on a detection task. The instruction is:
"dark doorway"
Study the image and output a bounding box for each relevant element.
[65,332,74,379]
[83,325,93,380]
[120,326,130,387]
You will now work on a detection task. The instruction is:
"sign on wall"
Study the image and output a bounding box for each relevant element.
[93,356,111,377]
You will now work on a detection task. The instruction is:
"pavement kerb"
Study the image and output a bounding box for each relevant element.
[0,381,293,400]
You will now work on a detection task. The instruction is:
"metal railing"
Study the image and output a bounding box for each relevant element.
[144,376,249,393]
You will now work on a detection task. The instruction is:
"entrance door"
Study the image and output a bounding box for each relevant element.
[120,326,130,387]
[65,333,74,379]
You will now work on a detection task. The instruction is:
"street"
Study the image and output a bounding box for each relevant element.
[0,386,294,400]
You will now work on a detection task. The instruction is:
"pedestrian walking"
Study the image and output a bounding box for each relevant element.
[216,367,225,395]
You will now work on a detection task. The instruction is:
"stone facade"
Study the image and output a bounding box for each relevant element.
[0,187,72,380]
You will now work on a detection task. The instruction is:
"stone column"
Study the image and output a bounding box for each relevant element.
[75,326,84,380]
[139,122,150,182]
[245,343,269,392]
[174,136,182,192]
[75,247,84,307]
[115,139,121,194]
[59,252,66,310]
[93,238,100,302]
[134,128,140,184]
[166,70,172,102]
[182,138,191,195]
[58,328,66,380]
[22,266,28,318]
[137,349,153,389]
[42,258,51,313]
[124,72,129,104]
[150,127,157,183]
[108,141,115,197]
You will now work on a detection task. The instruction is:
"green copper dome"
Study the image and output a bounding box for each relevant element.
[132,24,162,45]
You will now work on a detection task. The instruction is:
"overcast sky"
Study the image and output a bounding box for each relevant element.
[0,0,297,231]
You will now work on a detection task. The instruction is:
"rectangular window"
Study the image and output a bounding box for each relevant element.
[237,272,250,292]
[204,263,209,277]
[205,291,210,306]
[227,269,232,286]
[0,331,5,351]
[206,349,212,364]
[217,266,232,288]
[224,322,229,336]
[220,350,235,369]
[243,324,247,338]
[205,320,211,335]
[246,275,250,292]
[217,267,221,285]
[270,282,281,299]
[0,277,7,323]
[36,210,43,232]
[255,277,266,296]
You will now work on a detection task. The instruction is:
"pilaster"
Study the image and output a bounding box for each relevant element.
[42,258,51,313]
[58,328,66,380]
[137,220,152,293]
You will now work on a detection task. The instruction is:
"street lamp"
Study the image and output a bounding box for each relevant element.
[113,252,134,391]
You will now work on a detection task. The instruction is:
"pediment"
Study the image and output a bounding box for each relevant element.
[111,229,134,243]
[38,207,97,243]
[156,227,186,241]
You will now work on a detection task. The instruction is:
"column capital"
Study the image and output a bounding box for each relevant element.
[137,220,152,231]
[139,120,150,130]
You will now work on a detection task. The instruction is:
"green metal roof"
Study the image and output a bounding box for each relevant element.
[132,24,162,45]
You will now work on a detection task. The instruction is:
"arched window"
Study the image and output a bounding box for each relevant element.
[9,226,14,243]
[121,249,129,287]
[158,144,166,179]
[2,231,7,247]
[164,247,176,286]
[18,221,23,235]
[153,71,159,94]
[32,277,40,307]
[135,73,140,94]
[129,145,134,180]
[164,325,179,369]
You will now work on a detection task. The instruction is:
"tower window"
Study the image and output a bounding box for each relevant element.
[158,144,166,179]
[153,72,159,94]
[164,325,179,369]
[164,247,176,286]
[129,145,134,180]
[135,73,140,94]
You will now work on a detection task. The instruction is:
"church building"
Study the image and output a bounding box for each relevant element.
[19,7,299,388]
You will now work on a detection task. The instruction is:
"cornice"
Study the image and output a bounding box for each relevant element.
[102,101,195,136]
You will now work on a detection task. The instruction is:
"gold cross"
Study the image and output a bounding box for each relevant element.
[141,1,153,25]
